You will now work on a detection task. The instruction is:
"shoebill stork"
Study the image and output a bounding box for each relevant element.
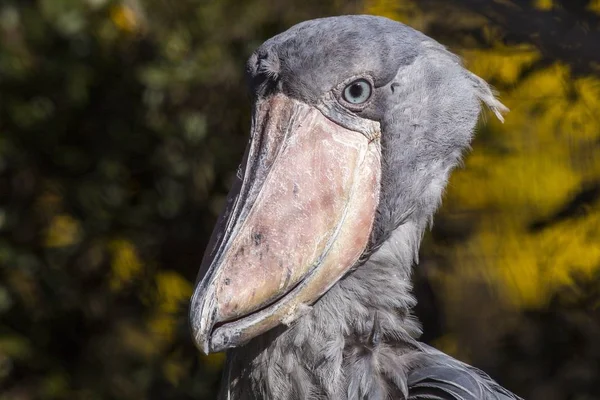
[190,15,521,400]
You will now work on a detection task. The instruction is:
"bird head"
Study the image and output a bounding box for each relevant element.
[190,15,506,354]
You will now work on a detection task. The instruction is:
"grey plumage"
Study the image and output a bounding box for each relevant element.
[207,15,519,400]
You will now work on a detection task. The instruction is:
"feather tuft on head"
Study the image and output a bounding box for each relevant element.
[467,71,509,123]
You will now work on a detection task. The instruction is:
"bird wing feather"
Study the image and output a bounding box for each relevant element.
[407,344,523,400]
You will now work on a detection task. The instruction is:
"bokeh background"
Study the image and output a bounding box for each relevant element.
[1,0,599,398]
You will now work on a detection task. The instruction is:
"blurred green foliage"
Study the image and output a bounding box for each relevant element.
[0,0,599,399]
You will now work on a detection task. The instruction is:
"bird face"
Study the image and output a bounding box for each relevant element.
[190,16,505,354]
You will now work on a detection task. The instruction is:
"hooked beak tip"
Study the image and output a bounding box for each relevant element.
[195,333,210,356]
[190,288,217,355]
[191,321,212,355]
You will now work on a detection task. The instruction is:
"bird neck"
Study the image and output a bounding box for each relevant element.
[220,218,427,399]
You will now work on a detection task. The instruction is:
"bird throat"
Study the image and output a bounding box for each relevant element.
[218,219,427,400]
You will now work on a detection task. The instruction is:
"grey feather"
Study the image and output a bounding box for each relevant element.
[216,15,518,400]
[408,344,521,400]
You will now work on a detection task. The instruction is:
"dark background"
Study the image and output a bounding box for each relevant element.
[1,0,599,398]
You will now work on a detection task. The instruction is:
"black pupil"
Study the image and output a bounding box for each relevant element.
[349,83,364,99]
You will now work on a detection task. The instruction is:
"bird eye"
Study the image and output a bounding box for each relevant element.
[342,79,372,105]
